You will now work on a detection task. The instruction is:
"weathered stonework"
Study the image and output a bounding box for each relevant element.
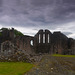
[0,28,75,60]
[14,35,34,55]
[68,38,75,54]
[34,29,52,53]
[51,32,68,54]
[1,41,15,56]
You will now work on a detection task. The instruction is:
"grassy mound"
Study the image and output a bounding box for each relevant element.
[0,62,33,75]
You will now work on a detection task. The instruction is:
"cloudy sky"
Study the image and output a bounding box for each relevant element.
[0,0,75,38]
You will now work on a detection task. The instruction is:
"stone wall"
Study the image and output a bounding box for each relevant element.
[0,41,15,56]
[34,29,52,53]
[51,32,68,54]
[34,30,71,54]
[68,38,75,55]
[14,35,34,55]
[1,28,14,42]
[0,28,75,57]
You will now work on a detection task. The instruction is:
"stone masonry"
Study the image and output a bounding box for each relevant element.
[0,28,75,57]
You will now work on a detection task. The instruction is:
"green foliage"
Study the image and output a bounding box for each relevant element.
[0,62,33,75]
[52,54,75,57]
[14,29,24,36]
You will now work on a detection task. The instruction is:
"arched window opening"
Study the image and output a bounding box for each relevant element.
[30,40,33,46]
[43,34,45,43]
[39,34,40,43]
[48,34,49,43]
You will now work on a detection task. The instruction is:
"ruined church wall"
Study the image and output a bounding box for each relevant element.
[0,28,75,56]
[34,29,52,53]
[1,28,14,42]
[51,32,68,54]
[0,41,15,56]
[14,35,34,55]
[68,38,75,55]
[34,30,71,55]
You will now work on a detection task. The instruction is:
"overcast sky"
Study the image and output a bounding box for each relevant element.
[0,0,75,38]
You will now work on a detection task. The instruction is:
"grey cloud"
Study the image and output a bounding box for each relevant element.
[0,9,3,12]
[63,32,73,36]
[0,0,2,7]
[0,0,75,38]
[31,0,54,7]
[63,0,75,4]
[29,0,75,25]
[30,16,46,23]
[0,0,75,26]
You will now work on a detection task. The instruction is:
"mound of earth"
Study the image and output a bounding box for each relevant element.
[24,54,75,75]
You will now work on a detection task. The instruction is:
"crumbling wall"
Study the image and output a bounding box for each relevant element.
[51,32,68,54]
[14,35,34,55]
[0,41,15,56]
[34,30,70,54]
[0,28,75,57]
[2,28,14,42]
[34,29,52,53]
[68,38,75,55]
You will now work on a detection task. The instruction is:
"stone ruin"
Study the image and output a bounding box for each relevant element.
[0,28,75,62]
[34,29,75,55]
[1,41,15,56]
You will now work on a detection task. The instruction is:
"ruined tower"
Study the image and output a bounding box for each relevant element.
[34,29,52,53]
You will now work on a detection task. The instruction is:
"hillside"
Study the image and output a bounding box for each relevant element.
[25,54,75,75]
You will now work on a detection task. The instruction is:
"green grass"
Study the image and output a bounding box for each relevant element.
[52,54,75,57]
[0,62,33,75]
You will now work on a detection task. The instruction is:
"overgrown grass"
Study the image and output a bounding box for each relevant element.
[52,54,75,57]
[0,62,33,75]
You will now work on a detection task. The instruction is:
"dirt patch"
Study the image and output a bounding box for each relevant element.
[24,54,75,75]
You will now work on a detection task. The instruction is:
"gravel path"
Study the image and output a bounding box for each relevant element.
[24,55,75,75]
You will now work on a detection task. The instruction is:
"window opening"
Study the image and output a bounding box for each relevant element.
[43,34,45,43]
[48,34,49,43]
[39,34,40,43]
[30,40,33,46]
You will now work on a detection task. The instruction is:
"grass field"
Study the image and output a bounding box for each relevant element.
[0,62,33,75]
[52,54,75,57]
